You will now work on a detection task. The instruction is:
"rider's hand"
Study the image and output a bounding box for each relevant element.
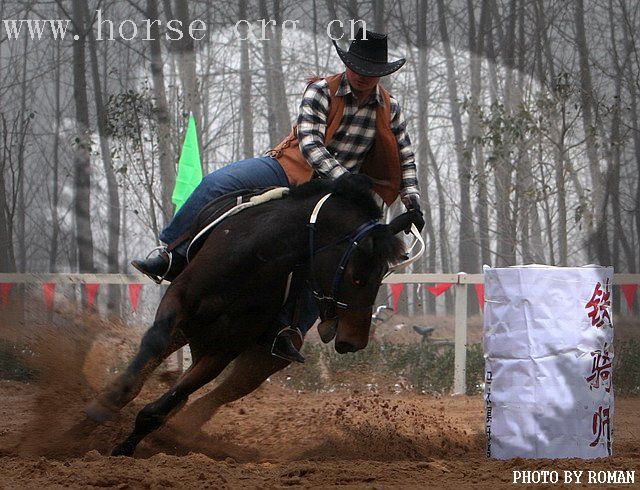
[404,194,425,234]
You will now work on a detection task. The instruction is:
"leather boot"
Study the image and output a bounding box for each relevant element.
[271,327,305,363]
[131,249,186,284]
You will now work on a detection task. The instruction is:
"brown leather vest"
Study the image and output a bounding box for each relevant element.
[267,73,402,205]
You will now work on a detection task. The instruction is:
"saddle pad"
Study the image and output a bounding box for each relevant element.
[185,187,288,261]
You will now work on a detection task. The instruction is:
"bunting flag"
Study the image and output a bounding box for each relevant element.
[43,283,56,310]
[0,283,13,307]
[128,283,143,312]
[426,283,453,297]
[621,284,638,311]
[85,283,100,309]
[390,283,405,312]
[171,113,203,212]
[475,283,485,311]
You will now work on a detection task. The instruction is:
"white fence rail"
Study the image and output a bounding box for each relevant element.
[2,272,638,395]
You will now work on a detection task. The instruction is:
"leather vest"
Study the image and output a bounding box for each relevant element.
[267,73,402,205]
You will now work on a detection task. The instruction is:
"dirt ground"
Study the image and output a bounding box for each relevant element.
[1,380,639,489]
[0,310,638,489]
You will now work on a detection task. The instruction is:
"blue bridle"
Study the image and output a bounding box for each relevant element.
[306,193,384,321]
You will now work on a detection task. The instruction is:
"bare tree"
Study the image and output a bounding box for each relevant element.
[174,0,203,168]
[71,0,95,276]
[259,0,291,146]
[83,2,122,312]
[415,0,437,313]
[575,0,610,264]
[239,0,254,159]
[437,0,479,315]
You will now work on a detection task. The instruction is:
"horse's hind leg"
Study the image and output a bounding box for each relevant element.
[85,296,187,422]
[173,342,296,432]
[111,353,235,456]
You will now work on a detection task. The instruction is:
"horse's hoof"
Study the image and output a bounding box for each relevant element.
[111,441,135,457]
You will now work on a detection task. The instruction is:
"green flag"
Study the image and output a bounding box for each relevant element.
[172,113,202,212]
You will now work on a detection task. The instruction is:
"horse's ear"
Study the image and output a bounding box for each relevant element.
[388,212,414,235]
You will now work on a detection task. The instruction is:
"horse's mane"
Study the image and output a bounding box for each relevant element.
[288,174,382,221]
[288,175,405,265]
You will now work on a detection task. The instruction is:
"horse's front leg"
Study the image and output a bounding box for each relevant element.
[172,337,301,432]
[111,352,235,457]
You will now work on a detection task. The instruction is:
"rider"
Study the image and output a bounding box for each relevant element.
[132,28,424,363]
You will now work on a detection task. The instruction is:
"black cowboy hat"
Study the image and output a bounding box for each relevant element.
[332,28,406,77]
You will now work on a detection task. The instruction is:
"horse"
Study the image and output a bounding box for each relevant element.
[84,174,420,456]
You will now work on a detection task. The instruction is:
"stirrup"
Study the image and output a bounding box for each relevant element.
[145,246,172,284]
[270,326,304,362]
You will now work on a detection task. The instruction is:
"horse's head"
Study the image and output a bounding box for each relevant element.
[303,175,420,354]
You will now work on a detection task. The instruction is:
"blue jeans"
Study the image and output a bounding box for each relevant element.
[159,156,318,335]
[160,156,289,245]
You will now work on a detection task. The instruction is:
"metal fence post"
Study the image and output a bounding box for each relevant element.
[453,272,468,395]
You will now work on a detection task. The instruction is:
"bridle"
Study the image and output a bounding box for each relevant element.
[306,193,385,322]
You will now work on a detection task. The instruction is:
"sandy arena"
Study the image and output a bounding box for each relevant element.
[0,311,638,488]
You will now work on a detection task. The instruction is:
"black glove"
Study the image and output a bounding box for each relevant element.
[405,195,425,233]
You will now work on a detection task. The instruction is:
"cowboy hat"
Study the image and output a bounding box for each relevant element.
[332,28,406,77]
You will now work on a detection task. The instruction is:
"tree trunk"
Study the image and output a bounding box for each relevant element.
[271,1,291,137]
[239,0,254,159]
[437,0,479,313]
[0,115,17,272]
[71,0,95,277]
[494,0,517,267]
[16,32,28,273]
[608,1,635,273]
[536,1,568,264]
[49,39,62,273]
[574,0,609,264]
[514,0,544,263]
[620,0,640,277]
[373,0,385,32]
[416,0,436,314]
[468,0,491,266]
[259,0,291,145]
[148,0,176,223]
[260,0,278,147]
[84,1,121,313]
[174,0,204,172]
[426,139,453,314]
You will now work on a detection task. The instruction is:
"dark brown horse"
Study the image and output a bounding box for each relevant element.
[84,175,418,456]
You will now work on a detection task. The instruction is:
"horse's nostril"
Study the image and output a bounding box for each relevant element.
[335,341,356,353]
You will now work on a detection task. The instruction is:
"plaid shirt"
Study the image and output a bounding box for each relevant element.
[296,72,420,204]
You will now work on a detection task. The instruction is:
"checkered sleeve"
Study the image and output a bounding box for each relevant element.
[297,80,349,179]
[390,96,421,206]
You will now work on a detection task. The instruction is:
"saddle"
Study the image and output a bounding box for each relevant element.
[167,187,289,262]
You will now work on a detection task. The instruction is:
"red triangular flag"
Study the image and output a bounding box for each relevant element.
[128,284,143,312]
[390,283,405,312]
[475,283,485,311]
[621,284,638,311]
[85,283,100,308]
[0,283,14,307]
[43,283,56,310]
[426,283,453,297]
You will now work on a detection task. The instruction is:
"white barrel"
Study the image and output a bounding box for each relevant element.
[484,265,614,459]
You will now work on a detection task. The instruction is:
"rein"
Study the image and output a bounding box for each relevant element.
[306,193,384,321]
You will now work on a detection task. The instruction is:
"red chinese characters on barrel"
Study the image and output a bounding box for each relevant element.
[585,343,612,393]
[584,278,613,456]
[590,406,611,454]
[585,279,612,328]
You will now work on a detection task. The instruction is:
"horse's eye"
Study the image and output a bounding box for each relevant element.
[352,276,366,287]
